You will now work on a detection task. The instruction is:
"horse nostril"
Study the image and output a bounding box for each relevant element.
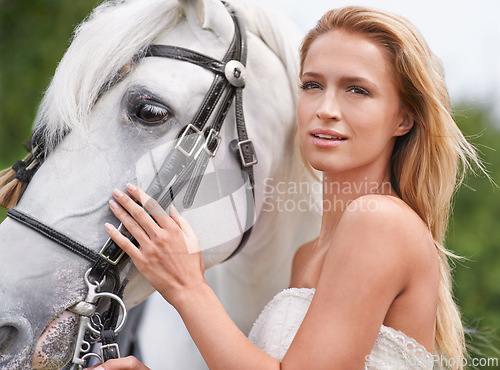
[0,325,19,353]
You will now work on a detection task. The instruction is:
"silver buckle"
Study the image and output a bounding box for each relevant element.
[203,129,222,157]
[100,343,121,360]
[237,139,258,167]
[175,124,204,157]
[99,242,125,266]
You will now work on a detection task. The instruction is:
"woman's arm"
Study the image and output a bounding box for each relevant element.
[103,187,433,370]
[104,184,280,370]
[281,195,436,369]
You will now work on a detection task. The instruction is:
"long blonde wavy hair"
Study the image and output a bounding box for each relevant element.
[299,6,483,368]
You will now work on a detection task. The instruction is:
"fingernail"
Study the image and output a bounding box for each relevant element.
[105,222,114,232]
[126,183,137,192]
[109,200,119,209]
[170,205,179,217]
[113,188,125,198]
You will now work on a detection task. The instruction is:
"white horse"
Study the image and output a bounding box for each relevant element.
[0,0,320,368]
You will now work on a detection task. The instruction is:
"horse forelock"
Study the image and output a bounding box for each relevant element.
[34,0,183,152]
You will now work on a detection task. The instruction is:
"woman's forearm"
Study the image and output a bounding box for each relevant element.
[166,282,280,370]
[105,186,279,369]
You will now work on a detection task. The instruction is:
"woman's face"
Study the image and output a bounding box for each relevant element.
[297,30,412,178]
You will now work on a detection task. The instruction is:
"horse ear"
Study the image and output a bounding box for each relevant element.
[179,0,234,42]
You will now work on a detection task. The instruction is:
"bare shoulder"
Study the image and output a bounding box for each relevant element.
[345,194,434,245]
[331,194,437,278]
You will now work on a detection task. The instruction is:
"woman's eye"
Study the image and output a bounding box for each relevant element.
[300,81,322,90]
[136,103,169,124]
[347,86,369,96]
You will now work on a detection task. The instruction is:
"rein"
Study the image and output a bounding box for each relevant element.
[5,2,257,368]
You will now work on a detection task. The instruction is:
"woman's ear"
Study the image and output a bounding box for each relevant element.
[395,112,414,137]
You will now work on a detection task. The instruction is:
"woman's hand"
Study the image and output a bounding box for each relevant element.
[105,183,205,306]
[85,355,149,369]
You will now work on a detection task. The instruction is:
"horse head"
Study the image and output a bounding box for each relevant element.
[0,0,320,368]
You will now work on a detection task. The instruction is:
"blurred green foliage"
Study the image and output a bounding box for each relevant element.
[449,104,500,362]
[0,0,99,221]
[0,0,499,366]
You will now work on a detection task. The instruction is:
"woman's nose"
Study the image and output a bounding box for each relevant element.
[316,93,341,121]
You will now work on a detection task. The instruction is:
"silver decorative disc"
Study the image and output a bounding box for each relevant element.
[224,60,246,87]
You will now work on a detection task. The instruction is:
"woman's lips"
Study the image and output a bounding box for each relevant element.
[310,128,347,148]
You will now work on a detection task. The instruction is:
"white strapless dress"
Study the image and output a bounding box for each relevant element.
[248,288,434,369]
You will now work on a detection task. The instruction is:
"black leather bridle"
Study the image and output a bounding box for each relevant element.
[6,2,257,367]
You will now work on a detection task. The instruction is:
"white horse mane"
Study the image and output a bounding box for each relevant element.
[34,0,302,151]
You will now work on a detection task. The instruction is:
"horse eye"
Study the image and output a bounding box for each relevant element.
[136,103,169,124]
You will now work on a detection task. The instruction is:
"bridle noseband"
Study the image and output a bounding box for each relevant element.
[6,2,257,368]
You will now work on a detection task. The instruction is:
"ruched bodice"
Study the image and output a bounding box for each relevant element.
[248,288,434,369]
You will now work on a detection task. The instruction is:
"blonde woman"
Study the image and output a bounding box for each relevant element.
[95,6,480,369]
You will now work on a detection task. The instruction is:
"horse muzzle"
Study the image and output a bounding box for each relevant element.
[31,310,80,369]
[0,316,34,369]
[0,311,80,369]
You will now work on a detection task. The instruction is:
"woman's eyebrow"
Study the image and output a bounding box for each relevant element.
[301,72,378,89]
[301,71,322,79]
[338,75,374,85]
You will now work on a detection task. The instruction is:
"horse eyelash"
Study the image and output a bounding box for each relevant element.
[143,104,168,115]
